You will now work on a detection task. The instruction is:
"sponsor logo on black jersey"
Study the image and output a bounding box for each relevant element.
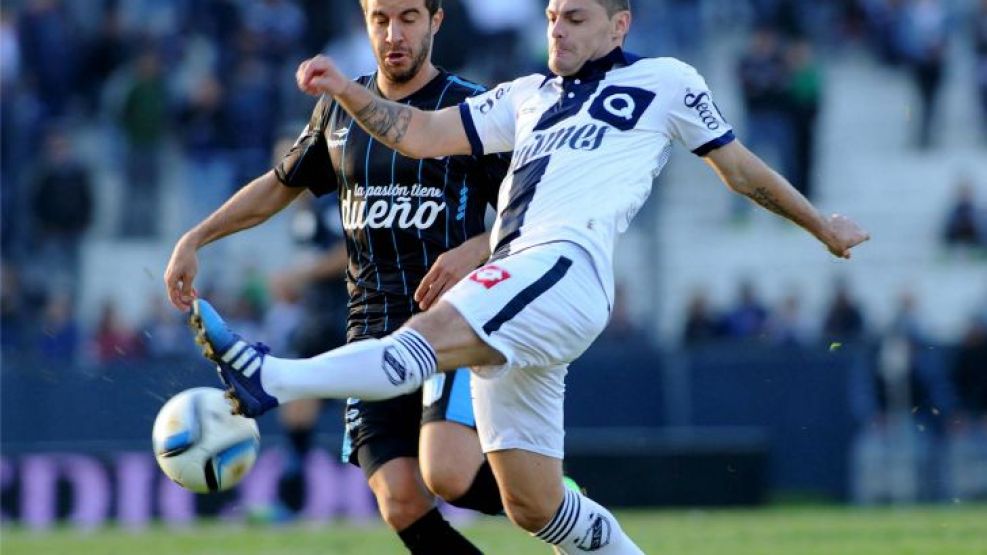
[340,183,447,230]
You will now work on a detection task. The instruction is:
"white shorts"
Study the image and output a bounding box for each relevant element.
[441,241,611,459]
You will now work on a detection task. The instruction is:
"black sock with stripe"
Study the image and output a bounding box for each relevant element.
[397,507,483,555]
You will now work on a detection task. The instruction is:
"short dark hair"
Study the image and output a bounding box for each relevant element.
[596,0,630,16]
[360,0,442,16]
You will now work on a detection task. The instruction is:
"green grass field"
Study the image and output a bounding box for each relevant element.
[4,506,986,555]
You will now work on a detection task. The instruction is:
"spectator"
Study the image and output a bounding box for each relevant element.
[785,39,822,200]
[945,315,987,499]
[140,296,192,359]
[682,289,723,345]
[600,283,647,344]
[952,318,987,421]
[736,27,792,217]
[723,280,770,340]
[242,0,304,64]
[119,47,168,238]
[80,4,127,112]
[37,292,79,362]
[823,278,867,342]
[945,317,987,499]
[225,52,279,187]
[864,0,909,65]
[1,263,28,353]
[18,0,78,118]
[91,300,142,362]
[977,0,987,141]
[900,0,947,149]
[767,292,814,346]
[851,291,953,503]
[942,178,984,248]
[178,74,234,228]
[29,127,94,297]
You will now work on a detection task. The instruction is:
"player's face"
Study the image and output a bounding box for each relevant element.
[364,0,442,84]
[545,0,630,76]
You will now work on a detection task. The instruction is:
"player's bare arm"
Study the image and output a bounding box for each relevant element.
[704,141,870,259]
[164,170,303,310]
[414,231,492,310]
[296,55,471,159]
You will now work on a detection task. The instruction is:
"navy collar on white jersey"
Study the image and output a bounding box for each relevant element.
[543,47,643,86]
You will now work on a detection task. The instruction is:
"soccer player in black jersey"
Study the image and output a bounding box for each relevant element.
[165,1,507,552]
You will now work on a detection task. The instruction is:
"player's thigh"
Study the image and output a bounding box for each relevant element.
[419,369,485,498]
[486,448,564,531]
[439,242,610,376]
[406,300,506,369]
[472,363,567,460]
[343,393,421,478]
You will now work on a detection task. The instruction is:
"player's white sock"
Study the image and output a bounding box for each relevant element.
[260,329,437,403]
[534,489,644,554]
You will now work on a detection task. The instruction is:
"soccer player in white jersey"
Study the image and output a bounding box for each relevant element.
[190,0,870,552]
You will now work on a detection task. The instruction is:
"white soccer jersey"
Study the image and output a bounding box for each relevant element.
[458,48,734,301]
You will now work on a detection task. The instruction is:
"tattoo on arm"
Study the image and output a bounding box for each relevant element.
[748,186,808,226]
[353,98,413,146]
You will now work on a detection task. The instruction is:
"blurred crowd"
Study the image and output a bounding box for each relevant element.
[680,277,987,502]
[2,0,985,360]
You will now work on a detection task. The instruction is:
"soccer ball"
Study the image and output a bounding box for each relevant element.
[152,387,260,493]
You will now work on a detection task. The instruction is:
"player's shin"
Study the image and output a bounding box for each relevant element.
[534,489,644,554]
[261,329,438,403]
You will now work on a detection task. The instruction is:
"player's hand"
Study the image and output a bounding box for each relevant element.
[164,237,199,311]
[296,55,349,97]
[415,236,490,310]
[823,213,870,259]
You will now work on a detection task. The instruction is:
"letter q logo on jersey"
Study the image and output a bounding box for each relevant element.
[589,86,656,131]
[470,265,511,289]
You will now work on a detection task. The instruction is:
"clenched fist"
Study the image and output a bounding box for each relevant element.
[296,55,350,97]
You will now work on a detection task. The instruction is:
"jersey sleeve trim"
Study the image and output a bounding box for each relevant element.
[458,103,485,157]
[692,130,736,157]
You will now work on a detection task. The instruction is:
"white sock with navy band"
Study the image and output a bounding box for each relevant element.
[261,328,438,403]
[534,489,644,554]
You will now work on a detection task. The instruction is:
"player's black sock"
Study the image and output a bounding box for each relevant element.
[279,427,314,513]
[287,427,314,460]
[448,461,503,516]
[397,507,483,554]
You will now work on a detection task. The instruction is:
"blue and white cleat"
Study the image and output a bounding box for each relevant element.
[189,299,279,418]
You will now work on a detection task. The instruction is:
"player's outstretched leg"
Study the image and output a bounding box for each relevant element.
[189,298,471,416]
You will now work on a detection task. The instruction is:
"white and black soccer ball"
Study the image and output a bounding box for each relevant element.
[152,387,260,493]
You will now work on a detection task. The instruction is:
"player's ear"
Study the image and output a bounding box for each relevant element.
[431,8,444,36]
[612,10,631,43]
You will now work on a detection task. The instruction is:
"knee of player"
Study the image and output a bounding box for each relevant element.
[501,491,556,533]
[374,485,434,531]
[421,462,474,502]
[376,494,433,531]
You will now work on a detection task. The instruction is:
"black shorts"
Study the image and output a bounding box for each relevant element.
[341,355,476,479]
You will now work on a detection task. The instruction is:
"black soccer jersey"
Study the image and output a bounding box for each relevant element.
[276,70,509,341]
